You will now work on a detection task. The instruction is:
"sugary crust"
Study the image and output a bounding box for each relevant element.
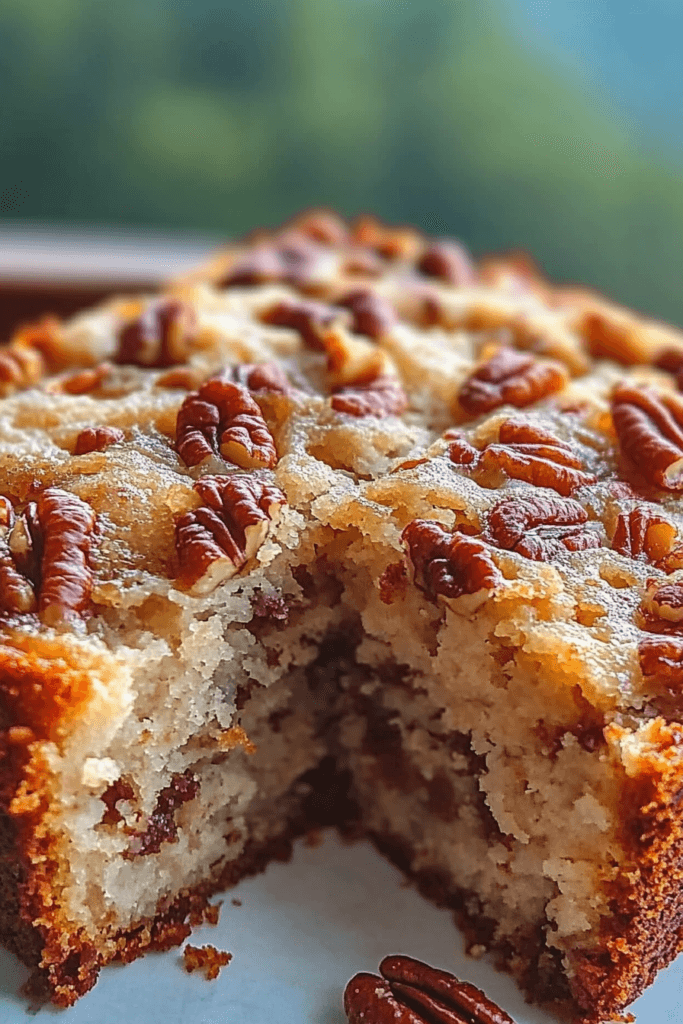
[2,210,683,1019]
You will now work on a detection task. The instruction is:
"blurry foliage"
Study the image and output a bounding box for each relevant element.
[0,0,682,323]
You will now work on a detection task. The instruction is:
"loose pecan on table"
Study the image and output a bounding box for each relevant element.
[487,495,599,561]
[175,476,285,594]
[612,384,683,490]
[417,241,478,287]
[337,289,397,340]
[74,425,125,455]
[117,299,198,367]
[331,375,408,418]
[176,378,277,469]
[0,488,96,623]
[402,520,501,600]
[458,348,567,418]
[261,299,342,350]
[449,418,595,497]
[611,506,676,564]
[344,954,515,1024]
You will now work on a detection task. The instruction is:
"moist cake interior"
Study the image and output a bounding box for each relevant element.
[3,211,683,1024]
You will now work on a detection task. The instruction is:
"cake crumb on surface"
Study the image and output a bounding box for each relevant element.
[182,944,232,980]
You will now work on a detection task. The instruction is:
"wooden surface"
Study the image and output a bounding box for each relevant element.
[0,223,219,340]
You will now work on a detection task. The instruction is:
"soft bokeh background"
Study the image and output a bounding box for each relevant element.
[1,0,682,321]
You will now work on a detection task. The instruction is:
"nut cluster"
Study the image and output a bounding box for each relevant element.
[344,955,515,1024]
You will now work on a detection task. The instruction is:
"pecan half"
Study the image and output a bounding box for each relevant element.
[458,348,567,417]
[176,378,277,469]
[221,236,321,289]
[338,289,397,340]
[331,375,408,418]
[117,299,197,367]
[482,418,593,496]
[36,488,96,625]
[612,384,683,490]
[351,215,421,260]
[344,955,515,1024]
[612,506,676,563]
[0,497,35,614]
[417,241,477,287]
[74,426,125,455]
[261,299,341,350]
[229,362,293,395]
[403,520,500,600]
[175,476,285,594]
[488,495,599,560]
[291,208,349,246]
[639,635,683,688]
[642,575,683,624]
[0,343,44,396]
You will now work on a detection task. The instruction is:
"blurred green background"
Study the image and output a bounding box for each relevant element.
[1,0,682,322]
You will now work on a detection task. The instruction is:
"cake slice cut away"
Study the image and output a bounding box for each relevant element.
[0,211,683,1022]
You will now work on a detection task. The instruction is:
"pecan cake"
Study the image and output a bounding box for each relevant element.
[1,211,683,1023]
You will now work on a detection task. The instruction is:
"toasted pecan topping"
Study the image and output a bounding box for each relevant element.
[612,506,676,563]
[176,378,277,469]
[488,495,599,561]
[261,299,341,350]
[175,476,285,595]
[612,384,683,490]
[654,347,683,385]
[449,418,595,497]
[182,944,232,981]
[10,315,61,370]
[417,241,477,287]
[351,215,421,260]
[229,361,293,395]
[331,375,408,418]
[0,343,44,396]
[403,520,500,600]
[458,348,567,417]
[639,635,683,688]
[344,954,515,1024]
[222,236,321,289]
[154,366,204,391]
[291,209,349,246]
[51,363,112,395]
[642,575,683,624]
[338,289,397,340]
[117,299,197,368]
[0,496,35,614]
[36,488,96,626]
[74,426,125,455]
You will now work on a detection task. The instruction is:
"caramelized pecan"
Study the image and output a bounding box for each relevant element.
[36,488,96,625]
[642,575,683,624]
[0,496,35,614]
[338,289,397,340]
[261,299,341,350]
[470,418,594,497]
[221,236,321,289]
[612,384,683,490]
[654,346,683,387]
[291,209,349,246]
[176,378,277,469]
[0,343,44,396]
[229,361,293,395]
[403,520,500,600]
[331,376,408,418]
[612,506,676,563]
[117,299,197,367]
[344,955,515,1024]
[51,363,112,395]
[458,348,567,417]
[74,426,125,455]
[175,476,285,594]
[351,215,421,260]
[488,495,599,560]
[417,241,477,287]
[639,635,683,688]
